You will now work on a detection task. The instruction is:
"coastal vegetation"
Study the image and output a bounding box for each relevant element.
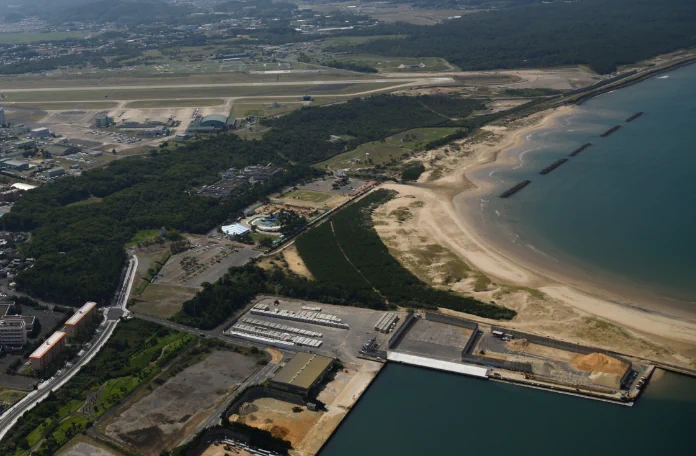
[172,191,513,330]
[295,190,515,319]
[339,0,696,74]
[262,95,484,163]
[0,320,195,456]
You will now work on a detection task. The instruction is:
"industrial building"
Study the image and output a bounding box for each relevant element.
[222,223,251,237]
[14,139,35,149]
[64,301,97,337]
[1,159,30,171]
[29,127,50,138]
[270,352,335,395]
[118,116,174,129]
[29,331,66,371]
[0,318,26,348]
[46,167,66,178]
[95,115,114,128]
[43,144,81,156]
[187,114,229,133]
[135,126,170,137]
[11,124,29,135]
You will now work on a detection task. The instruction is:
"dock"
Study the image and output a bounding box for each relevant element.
[499,180,531,198]
[387,352,489,379]
[600,125,621,137]
[569,143,593,156]
[539,158,568,175]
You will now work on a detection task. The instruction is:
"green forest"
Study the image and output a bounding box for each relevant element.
[341,0,696,74]
[262,95,483,163]
[294,190,515,319]
[4,94,483,307]
[3,134,318,306]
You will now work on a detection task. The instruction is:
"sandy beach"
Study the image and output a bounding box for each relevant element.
[372,106,696,367]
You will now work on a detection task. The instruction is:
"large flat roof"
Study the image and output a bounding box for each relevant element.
[65,301,97,326]
[272,352,333,390]
[30,331,66,359]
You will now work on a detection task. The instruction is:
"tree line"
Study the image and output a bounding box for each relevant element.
[337,0,696,74]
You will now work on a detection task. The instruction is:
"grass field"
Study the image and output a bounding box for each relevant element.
[131,283,200,319]
[332,54,455,73]
[3,82,400,103]
[321,35,406,47]
[125,99,225,109]
[0,387,27,407]
[318,127,459,170]
[127,229,161,247]
[0,31,89,44]
[280,190,333,204]
[230,101,305,118]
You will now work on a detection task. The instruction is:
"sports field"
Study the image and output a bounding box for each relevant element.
[281,190,333,204]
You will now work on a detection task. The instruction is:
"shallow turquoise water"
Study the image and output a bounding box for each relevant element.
[471,64,696,305]
[320,365,695,455]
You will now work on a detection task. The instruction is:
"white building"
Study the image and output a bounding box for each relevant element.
[0,318,27,348]
[222,223,251,237]
[30,127,50,138]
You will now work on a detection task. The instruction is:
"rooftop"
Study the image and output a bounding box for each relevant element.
[222,223,250,236]
[65,301,97,326]
[29,331,66,359]
[272,352,334,390]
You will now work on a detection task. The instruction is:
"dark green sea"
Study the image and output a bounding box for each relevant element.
[320,365,695,455]
[462,64,696,311]
[322,65,696,456]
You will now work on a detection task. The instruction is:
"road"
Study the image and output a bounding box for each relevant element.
[0,77,453,93]
[0,254,138,442]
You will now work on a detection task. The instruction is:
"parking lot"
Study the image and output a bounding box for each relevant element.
[393,318,473,363]
[227,297,407,363]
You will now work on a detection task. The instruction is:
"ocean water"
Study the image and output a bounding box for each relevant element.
[320,364,695,455]
[468,64,696,307]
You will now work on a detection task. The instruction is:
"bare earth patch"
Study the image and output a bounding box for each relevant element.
[105,350,257,456]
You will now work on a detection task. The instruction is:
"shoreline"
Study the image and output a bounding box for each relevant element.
[379,103,696,362]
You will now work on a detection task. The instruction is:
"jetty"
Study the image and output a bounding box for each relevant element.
[600,125,621,137]
[626,112,644,122]
[387,352,489,379]
[539,158,569,175]
[500,180,531,198]
[569,143,593,156]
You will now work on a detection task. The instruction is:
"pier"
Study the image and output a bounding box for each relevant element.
[539,158,569,175]
[387,352,489,379]
[500,180,531,198]
[600,125,622,137]
[626,112,644,122]
[569,142,593,156]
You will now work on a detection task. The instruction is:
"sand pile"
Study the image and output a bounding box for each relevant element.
[506,338,529,351]
[572,353,628,375]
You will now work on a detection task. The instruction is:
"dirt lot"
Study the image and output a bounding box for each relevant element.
[201,442,255,456]
[229,360,382,456]
[130,283,200,318]
[105,350,258,456]
[58,435,126,456]
[232,397,322,447]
